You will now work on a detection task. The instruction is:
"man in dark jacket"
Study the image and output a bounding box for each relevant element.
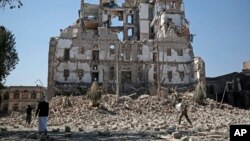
[36,96,49,135]
[26,105,34,124]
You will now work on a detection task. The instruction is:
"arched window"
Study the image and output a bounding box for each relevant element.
[4,92,9,100]
[22,90,28,99]
[31,90,36,99]
[13,103,19,111]
[127,15,133,24]
[14,90,19,99]
[128,28,134,37]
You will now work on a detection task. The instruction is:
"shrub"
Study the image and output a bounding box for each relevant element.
[86,81,102,107]
[62,91,72,108]
[193,83,206,104]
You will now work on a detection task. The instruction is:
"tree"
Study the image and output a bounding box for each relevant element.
[63,91,72,108]
[86,81,102,107]
[193,82,206,104]
[0,0,23,9]
[0,26,19,87]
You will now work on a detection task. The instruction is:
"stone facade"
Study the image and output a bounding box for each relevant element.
[0,86,44,113]
[47,0,205,99]
[243,60,250,76]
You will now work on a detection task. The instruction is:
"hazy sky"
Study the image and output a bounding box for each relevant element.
[1,0,250,87]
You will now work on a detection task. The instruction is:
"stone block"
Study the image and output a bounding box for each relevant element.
[172,131,182,139]
[65,126,71,132]
[181,136,189,141]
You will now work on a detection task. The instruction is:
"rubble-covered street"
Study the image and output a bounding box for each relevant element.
[1,93,250,141]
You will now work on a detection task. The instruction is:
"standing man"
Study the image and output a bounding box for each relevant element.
[36,96,49,135]
[26,105,34,125]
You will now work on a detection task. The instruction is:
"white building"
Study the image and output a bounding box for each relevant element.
[47,0,205,99]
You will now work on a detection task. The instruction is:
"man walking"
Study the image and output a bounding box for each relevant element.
[176,100,192,126]
[36,96,49,135]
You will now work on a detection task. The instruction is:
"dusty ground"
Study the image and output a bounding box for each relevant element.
[0,92,250,141]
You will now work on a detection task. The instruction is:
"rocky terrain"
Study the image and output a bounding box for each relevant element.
[0,92,250,141]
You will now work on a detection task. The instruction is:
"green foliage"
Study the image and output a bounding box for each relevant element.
[193,83,206,104]
[0,0,23,9]
[62,91,72,108]
[0,83,4,89]
[86,81,102,107]
[63,96,72,108]
[0,26,19,86]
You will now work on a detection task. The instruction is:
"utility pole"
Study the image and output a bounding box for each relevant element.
[156,41,161,96]
[220,81,233,107]
[116,41,120,102]
[161,42,165,85]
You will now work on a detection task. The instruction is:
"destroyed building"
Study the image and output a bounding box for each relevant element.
[206,61,250,108]
[47,0,205,99]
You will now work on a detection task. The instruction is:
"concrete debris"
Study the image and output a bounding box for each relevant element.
[65,126,71,132]
[180,136,189,141]
[0,92,249,140]
[26,133,38,139]
[172,131,182,139]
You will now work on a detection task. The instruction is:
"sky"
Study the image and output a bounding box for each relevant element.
[1,0,250,87]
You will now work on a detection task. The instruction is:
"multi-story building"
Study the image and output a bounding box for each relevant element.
[0,86,44,113]
[47,0,205,99]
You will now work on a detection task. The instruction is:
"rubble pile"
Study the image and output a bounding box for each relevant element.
[47,94,176,132]
[1,92,250,140]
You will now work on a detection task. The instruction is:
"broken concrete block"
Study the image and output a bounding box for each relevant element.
[26,133,38,139]
[172,131,182,139]
[181,136,189,141]
[189,136,200,141]
[0,128,7,131]
[65,126,71,132]
[78,128,83,132]
[52,128,60,132]
[13,126,19,129]
[154,127,160,131]
[138,95,150,100]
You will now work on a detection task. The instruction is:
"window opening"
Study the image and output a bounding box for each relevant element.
[64,49,70,61]
[168,71,172,82]
[64,69,70,81]
[179,71,184,81]
[78,69,84,80]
